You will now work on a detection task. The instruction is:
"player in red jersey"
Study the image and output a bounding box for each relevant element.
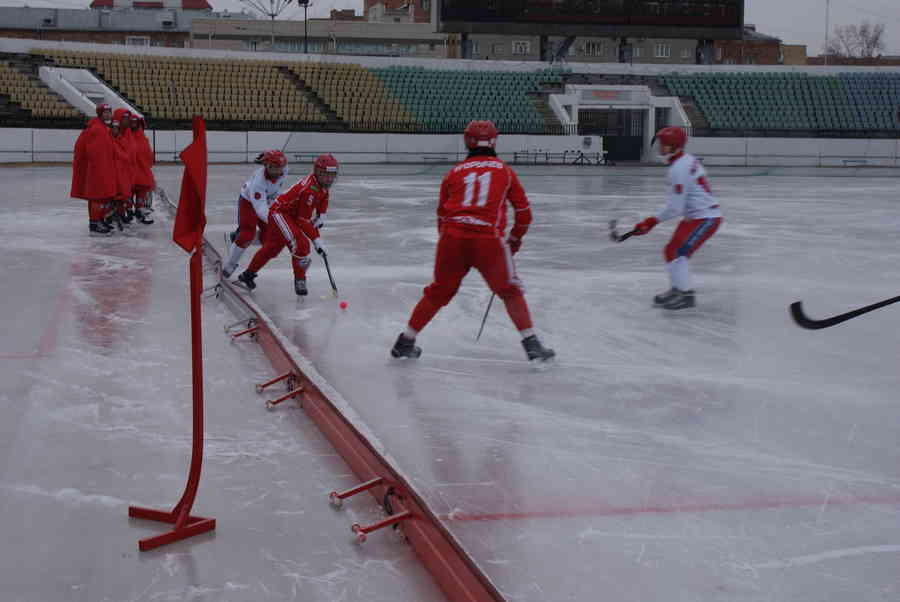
[390,120,554,364]
[236,154,337,296]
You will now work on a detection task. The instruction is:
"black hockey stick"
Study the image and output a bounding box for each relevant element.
[320,251,338,297]
[608,219,637,243]
[475,293,495,342]
[789,295,900,330]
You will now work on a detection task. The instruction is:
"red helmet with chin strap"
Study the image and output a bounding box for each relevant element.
[464,120,498,150]
[257,149,287,168]
[96,103,111,118]
[314,153,339,188]
[654,126,687,154]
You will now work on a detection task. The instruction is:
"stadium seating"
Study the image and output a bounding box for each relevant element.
[0,59,81,119]
[36,48,326,125]
[286,61,417,131]
[371,65,562,133]
[660,72,900,132]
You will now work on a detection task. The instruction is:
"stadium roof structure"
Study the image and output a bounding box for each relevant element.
[89,0,212,10]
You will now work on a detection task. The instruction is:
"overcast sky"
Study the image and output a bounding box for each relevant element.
[2,0,899,56]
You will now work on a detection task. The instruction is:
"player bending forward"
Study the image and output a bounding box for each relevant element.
[391,120,554,364]
[236,154,338,296]
[221,150,288,279]
[630,126,723,310]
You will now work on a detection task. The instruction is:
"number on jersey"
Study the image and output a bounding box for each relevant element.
[462,172,491,207]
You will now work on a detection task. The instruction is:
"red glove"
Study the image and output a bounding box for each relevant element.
[507,235,522,255]
[633,216,659,236]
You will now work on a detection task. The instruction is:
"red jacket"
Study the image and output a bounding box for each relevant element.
[71,117,117,201]
[131,123,155,191]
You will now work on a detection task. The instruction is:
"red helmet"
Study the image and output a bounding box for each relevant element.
[464,120,498,150]
[96,103,111,118]
[256,149,287,168]
[314,153,339,188]
[654,126,687,156]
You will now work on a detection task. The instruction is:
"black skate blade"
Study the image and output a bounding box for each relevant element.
[529,355,556,371]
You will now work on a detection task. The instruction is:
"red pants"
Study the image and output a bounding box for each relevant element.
[235,196,268,248]
[87,199,110,221]
[246,212,311,279]
[409,232,533,333]
[664,217,722,262]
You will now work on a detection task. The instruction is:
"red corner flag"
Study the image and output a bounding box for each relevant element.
[172,116,208,253]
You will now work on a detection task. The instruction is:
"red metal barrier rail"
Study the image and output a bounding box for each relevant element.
[196,236,504,602]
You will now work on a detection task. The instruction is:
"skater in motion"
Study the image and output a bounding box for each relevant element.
[221,150,289,278]
[630,126,723,310]
[236,154,338,296]
[391,120,554,364]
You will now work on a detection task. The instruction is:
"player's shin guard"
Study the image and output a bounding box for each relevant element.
[408,296,443,333]
[222,242,247,279]
[500,293,533,332]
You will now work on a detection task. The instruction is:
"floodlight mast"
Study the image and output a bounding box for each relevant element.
[239,0,294,48]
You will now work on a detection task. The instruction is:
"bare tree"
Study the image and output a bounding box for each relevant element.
[825,21,886,58]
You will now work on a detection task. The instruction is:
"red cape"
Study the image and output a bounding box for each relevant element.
[131,124,155,190]
[70,118,117,201]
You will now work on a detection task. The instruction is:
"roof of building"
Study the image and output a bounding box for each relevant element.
[89,0,211,10]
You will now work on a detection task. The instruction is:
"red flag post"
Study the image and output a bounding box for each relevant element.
[129,116,216,550]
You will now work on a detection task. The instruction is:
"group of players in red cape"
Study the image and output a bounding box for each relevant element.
[70,111,720,365]
[71,103,157,234]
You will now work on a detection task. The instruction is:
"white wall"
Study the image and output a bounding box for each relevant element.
[2,127,897,167]
[0,128,589,164]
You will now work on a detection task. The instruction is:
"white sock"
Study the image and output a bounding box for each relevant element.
[223,242,246,271]
[403,327,418,339]
[667,256,692,291]
[519,328,534,339]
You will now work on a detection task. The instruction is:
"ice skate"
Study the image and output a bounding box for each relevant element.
[661,289,695,310]
[294,278,308,297]
[235,270,257,291]
[653,288,679,307]
[522,335,555,365]
[134,209,154,225]
[390,333,422,359]
[89,220,113,235]
[221,262,237,279]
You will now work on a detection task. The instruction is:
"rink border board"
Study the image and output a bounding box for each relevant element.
[180,217,505,602]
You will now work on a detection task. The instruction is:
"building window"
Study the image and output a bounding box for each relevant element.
[492,43,504,55]
[126,36,150,47]
[470,40,480,56]
[512,40,530,55]
[422,0,430,11]
[715,47,723,61]
[681,47,691,59]
[584,41,605,57]
[633,46,642,58]
[654,43,671,58]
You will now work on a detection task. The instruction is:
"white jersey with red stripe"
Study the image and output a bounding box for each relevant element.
[240,166,288,223]
[656,152,722,223]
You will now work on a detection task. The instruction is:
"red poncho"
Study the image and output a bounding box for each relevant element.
[131,123,156,191]
[70,117,116,201]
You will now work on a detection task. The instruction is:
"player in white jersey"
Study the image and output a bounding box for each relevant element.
[221,150,288,279]
[630,126,723,310]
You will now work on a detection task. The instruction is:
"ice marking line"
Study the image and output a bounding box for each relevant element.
[753,545,900,569]
[0,276,70,359]
[439,495,900,522]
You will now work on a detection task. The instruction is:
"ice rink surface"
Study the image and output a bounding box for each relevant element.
[3,161,900,601]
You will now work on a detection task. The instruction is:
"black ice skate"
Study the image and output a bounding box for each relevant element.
[522,335,555,364]
[236,270,257,291]
[229,228,238,244]
[662,289,695,310]
[390,333,422,359]
[89,220,113,235]
[134,209,154,224]
[653,288,679,307]
[294,278,308,296]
